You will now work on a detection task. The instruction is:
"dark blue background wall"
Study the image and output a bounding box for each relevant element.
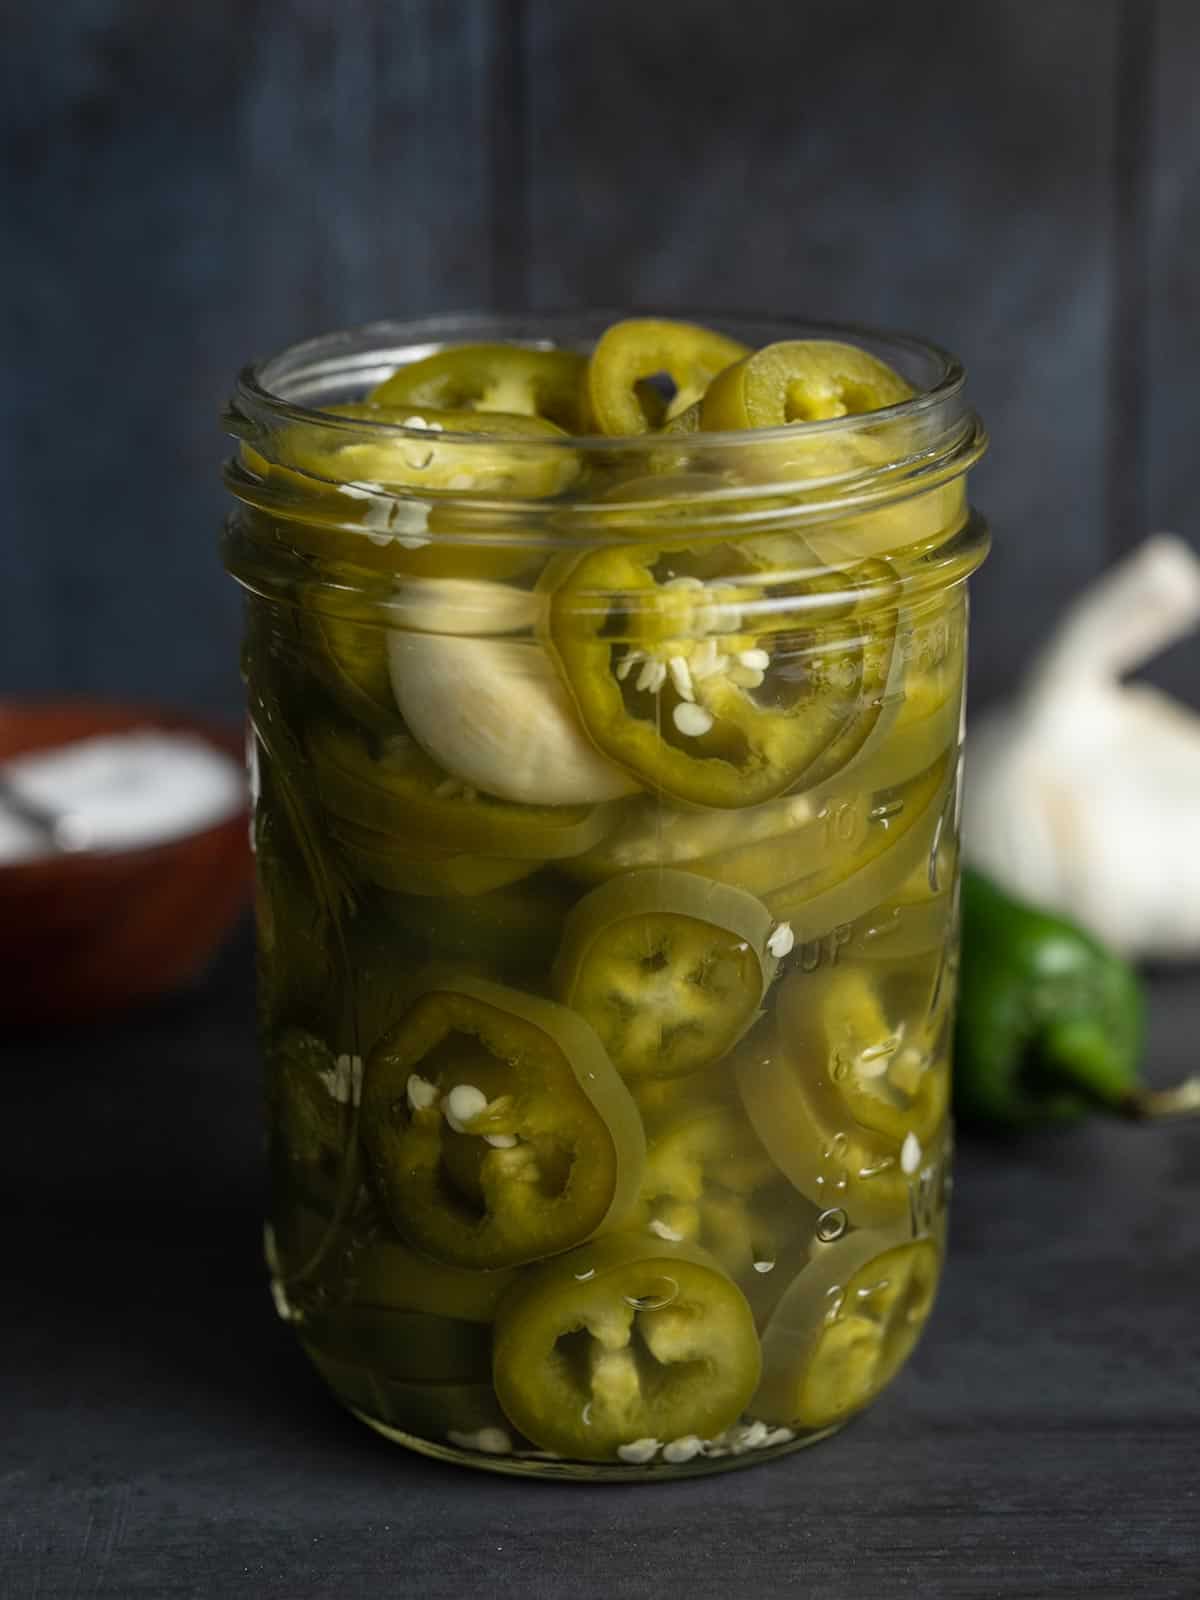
[3,0,1197,720]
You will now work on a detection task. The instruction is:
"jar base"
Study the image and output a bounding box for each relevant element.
[349,1406,849,1482]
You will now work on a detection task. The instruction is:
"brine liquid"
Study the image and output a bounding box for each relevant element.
[248,585,961,1478]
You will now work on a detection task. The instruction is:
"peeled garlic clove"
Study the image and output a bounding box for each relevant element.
[388,632,640,805]
[384,578,542,637]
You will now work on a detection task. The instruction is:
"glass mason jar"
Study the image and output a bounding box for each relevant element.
[222,313,988,1480]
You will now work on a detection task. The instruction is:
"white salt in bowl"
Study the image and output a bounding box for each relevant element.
[0,700,251,1026]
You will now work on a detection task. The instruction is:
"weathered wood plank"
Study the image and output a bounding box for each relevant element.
[1107,0,1156,560]
[525,0,1121,705]
[4,1,1188,720]
[1104,0,1200,705]
[1148,2,1200,547]
[1137,0,1200,707]
[0,1,495,718]
[3,939,1199,1596]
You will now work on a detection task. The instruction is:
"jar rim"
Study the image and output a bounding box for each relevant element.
[232,309,970,452]
[225,311,987,598]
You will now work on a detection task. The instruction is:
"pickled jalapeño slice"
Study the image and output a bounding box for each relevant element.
[363,977,644,1269]
[756,1237,940,1428]
[586,319,750,435]
[545,539,898,809]
[735,960,951,1228]
[552,869,780,1080]
[492,1234,760,1460]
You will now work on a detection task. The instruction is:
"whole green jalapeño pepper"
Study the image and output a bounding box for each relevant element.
[954,870,1148,1129]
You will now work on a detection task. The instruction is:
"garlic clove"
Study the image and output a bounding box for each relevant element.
[388,631,640,805]
[383,578,542,637]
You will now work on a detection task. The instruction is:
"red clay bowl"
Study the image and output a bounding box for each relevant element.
[0,700,252,1027]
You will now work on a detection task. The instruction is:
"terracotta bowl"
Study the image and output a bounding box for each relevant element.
[0,700,252,1027]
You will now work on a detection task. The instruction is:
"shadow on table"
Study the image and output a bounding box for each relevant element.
[4,922,447,1478]
[15,925,1197,1493]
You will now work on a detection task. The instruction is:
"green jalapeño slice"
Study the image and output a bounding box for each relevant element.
[702,340,913,428]
[544,540,898,809]
[362,977,644,1269]
[491,1233,761,1460]
[370,344,589,433]
[268,1027,359,1210]
[307,721,617,861]
[735,960,950,1228]
[552,869,781,1080]
[585,319,750,435]
[755,1237,940,1428]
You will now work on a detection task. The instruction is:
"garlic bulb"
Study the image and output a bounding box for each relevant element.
[386,579,639,806]
[963,534,1200,961]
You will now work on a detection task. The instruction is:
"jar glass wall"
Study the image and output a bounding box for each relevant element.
[222,314,987,1480]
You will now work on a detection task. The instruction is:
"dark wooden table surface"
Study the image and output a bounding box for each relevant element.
[4,922,1197,1598]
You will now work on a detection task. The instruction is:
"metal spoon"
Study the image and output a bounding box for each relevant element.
[0,772,90,854]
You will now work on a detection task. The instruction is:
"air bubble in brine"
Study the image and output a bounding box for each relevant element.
[816,1207,848,1242]
[623,1276,678,1312]
[869,797,905,824]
